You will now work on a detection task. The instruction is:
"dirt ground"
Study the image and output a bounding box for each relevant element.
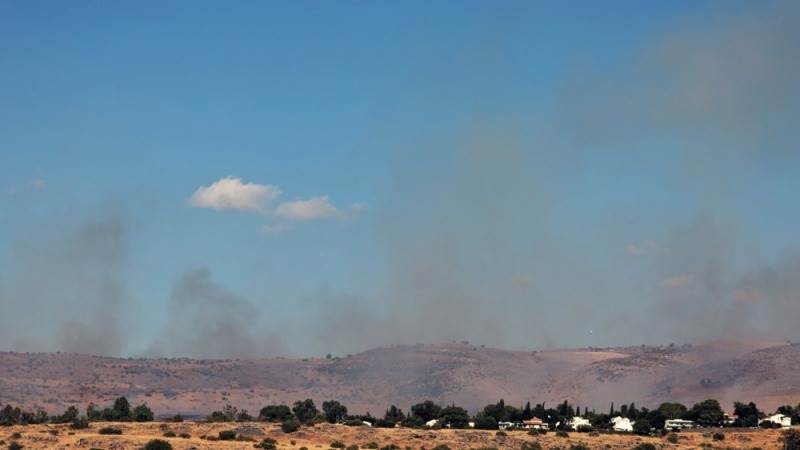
[0,422,791,450]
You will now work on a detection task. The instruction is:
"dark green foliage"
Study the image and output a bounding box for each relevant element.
[632,419,651,435]
[473,413,499,430]
[331,441,346,448]
[292,399,319,424]
[98,426,122,435]
[8,442,24,450]
[495,431,507,437]
[657,403,687,420]
[556,430,569,438]
[410,401,442,422]
[113,397,131,420]
[162,431,176,438]
[439,406,470,429]
[667,433,679,443]
[686,399,724,427]
[218,430,237,440]
[383,405,405,424]
[346,445,359,450]
[431,445,450,450]
[70,417,89,429]
[256,438,278,449]
[9,434,20,440]
[236,410,253,421]
[364,443,379,449]
[784,429,800,450]
[630,445,656,450]
[569,445,589,450]
[281,419,300,433]
[323,401,348,424]
[379,445,399,450]
[132,404,154,422]
[520,443,542,450]
[260,405,293,422]
[52,406,79,424]
[712,432,725,441]
[143,439,173,450]
[733,402,761,427]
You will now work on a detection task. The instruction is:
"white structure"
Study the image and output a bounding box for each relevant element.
[362,421,372,427]
[760,414,792,428]
[611,416,633,432]
[498,421,515,430]
[665,419,695,430]
[425,419,439,428]
[568,416,592,430]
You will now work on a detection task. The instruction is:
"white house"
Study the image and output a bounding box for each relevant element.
[425,419,439,428]
[568,416,592,430]
[760,414,792,428]
[611,416,633,432]
[362,421,373,427]
[522,417,548,430]
[665,419,695,430]
[498,421,516,430]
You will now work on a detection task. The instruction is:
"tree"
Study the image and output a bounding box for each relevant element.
[113,397,131,420]
[292,399,319,424]
[322,401,348,424]
[410,400,442,422]
[259,404,293,422]
[86,403,102,421]
[733,401,761,427]
[384,405,405,423]
[143,439,173,450]
[784,429,800,450]
[657,402,687,420]
[281,419,300,433]
[633,419,651,435]
[440,405,470,429]
[132,404,154,422]
[686,399,724,427]
[522,402,533,420]
[473,412,498,430]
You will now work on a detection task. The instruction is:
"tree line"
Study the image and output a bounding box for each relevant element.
[1,396,799,434]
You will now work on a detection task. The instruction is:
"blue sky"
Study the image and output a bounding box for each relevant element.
[1,1,799,357]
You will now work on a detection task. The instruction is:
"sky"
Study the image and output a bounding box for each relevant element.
[1,0,799,358]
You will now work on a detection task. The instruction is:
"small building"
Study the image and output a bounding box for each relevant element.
[362,421,373,427]
[760,414,792,428]
[498,421,516,430]
[425,419,439,428]
[665,419,695,430]
[568,416,592,430]
[522,417,549,430]
[611,416,633,432]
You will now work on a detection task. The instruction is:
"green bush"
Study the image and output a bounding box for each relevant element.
[70,417,90,429]
[282,419,300,433]
[569,445,589,450]
[667,433,679,444]
[364,443,379,449]
[162,431,176,438]
[143,439,173,450]
[379,445,399,450]
[346,445,359,450]
[712,432,725,441]
[520,443,542,450]
[256,438,278,449]
[98,427,123,435]
[331,441,346,449]
[8,442,24,450]
[179,433,190,439]
[218,430,237,440]
[556,430,569,438]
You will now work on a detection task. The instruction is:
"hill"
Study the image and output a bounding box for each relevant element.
[1,341,798,416]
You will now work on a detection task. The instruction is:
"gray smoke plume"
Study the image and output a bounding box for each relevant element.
[0,214,128,355]
[149,267,285,359]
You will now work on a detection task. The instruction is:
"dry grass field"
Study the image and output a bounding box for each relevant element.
[0,422,792,450]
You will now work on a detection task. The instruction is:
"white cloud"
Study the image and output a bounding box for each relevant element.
[275,196,341,221]
[189,177,281,212]
[262,223,292,234]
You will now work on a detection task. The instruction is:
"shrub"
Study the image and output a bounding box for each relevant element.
[8,442,24,450]
[218,430,237,440]
[576,425,594,433]
[179,433,191,439]
[495,431,507,437]
[10,434,21,440]
[132,404,154,422]
[379,445,399,450]
[162,431,176,438]
[520,443,542,450]
[364,443,379,449]
[98,427,122,435]
[331,441,346,449]
[556,430,569,438]
[569,445,589,450]
[346,445,359,450]
[785,429,800,450]
[256,438,278,449]
[70,417,90,429]
[168,414,183,423]
[712,432,725,441]
[431,446,451,450]
[282,419,300,433]
[631,445,656,450]
[667,433,679,444]
[143,439,173,450]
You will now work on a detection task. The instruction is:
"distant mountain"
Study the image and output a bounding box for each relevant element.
[1,340,797,416]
